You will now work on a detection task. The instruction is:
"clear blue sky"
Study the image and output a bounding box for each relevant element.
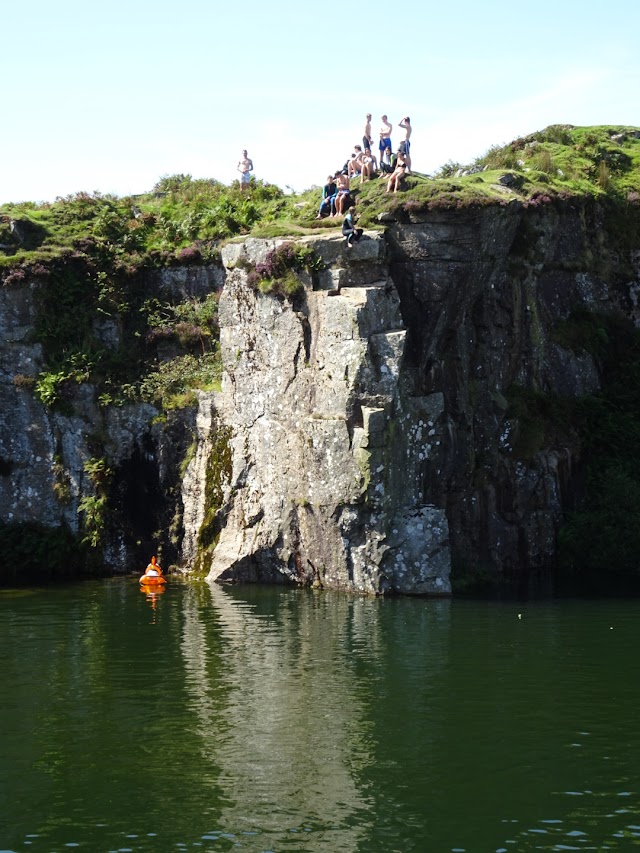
[3,0,639,203]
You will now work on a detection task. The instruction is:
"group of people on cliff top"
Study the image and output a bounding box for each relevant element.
[316,113,412,246]
[236,113,412,247]
[316,114,413,242]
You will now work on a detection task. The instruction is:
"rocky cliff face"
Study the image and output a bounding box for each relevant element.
[2,198,638,592]
[384,201,638,589]
[188,234,451,594]
[183,200,639,594]
[0,264,222,573]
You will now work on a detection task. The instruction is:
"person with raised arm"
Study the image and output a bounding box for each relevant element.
[398,117,412,173]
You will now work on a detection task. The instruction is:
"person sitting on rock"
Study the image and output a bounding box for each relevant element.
[348,145,364,179]
[360,148,378,182]
[333,171,352,217]
[386,152,408,193]
[316,174,338,219]
[379,145,393,174]
[342,206,363,247]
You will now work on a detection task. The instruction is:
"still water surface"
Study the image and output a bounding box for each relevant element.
[0,580,639,852]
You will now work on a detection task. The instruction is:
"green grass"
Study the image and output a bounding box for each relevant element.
[3,126,639,273]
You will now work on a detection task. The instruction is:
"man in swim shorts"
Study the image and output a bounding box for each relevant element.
[398,117,412,173]
[379,115,393,161]
[237,150,253,191]
[363,113,373,151]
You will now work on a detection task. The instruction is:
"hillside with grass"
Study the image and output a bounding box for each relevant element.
[2,125,640,273]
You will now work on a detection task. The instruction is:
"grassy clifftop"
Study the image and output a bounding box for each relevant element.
[1,125,640,274]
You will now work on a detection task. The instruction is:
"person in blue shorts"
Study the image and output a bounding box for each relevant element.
[379,115,393,162]
[398,117,412,173]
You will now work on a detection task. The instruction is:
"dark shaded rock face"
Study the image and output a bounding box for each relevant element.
[385,201,639,590]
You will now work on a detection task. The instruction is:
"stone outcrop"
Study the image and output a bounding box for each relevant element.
[183,200,640,594]
[193,232,451,594]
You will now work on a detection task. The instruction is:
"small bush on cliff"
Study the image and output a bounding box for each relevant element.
[33,352,94,412]
[247,242,322,298]
[78,457,113,548]
[139,352,221,409]
[144,292,220,355]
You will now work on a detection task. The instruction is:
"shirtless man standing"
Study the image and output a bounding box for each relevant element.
[363,113,373,151]
[237,150,253,192]
[379,115,393,164]
[398,117,412,173]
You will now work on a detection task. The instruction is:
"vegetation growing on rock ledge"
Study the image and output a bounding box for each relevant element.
[2,124,640,592]
[246,242,324,298]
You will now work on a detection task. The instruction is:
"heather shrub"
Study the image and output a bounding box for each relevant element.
[249,242,323,299]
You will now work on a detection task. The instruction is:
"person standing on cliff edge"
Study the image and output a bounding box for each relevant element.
[398,117,412,174]
[363,113,373,151]
[379,115,393,164]
[237,150,253,192]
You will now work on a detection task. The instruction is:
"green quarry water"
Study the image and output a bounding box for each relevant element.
[1,580,639,853]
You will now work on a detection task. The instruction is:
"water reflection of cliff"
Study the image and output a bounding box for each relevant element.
[180,583,452,852]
